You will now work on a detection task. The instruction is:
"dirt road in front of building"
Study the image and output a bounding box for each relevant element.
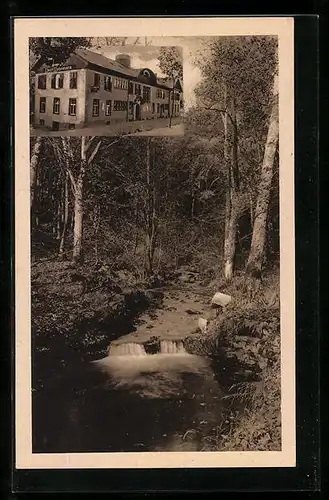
[31,117,184,138]
[128,123,184,136]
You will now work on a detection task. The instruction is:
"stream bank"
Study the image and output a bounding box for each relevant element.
[32,260,281,453]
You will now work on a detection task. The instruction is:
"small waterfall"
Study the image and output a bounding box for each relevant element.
[160,340,187,354]
[109,343,147,356]
[107,340,188,357]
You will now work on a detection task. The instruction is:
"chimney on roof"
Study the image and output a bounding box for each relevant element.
[115,54,131,68]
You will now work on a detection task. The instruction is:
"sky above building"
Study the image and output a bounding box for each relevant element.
[92,36,206,109]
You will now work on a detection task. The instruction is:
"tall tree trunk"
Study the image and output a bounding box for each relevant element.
[73,176,84,263]
[230,97,239,190]
[70,211,74,232]
[30,137,43,232]
[250,193,255,229]
[134,196,139,255]
[56,175,63,240]
[191,191,196,220]
[34,157,41,230]
[56,199,61,240]
[222,92,240,281]
[144,138,157,276]
[59,172,69,257]
[168,90,172,128]
[224,198,239,281]
[30,137,42,208]
[72,139,87,263]
[93,203,100,265]
[246,91,279,278]
[54,136,102,264]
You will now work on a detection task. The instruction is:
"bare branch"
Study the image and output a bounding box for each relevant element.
[48,138,77,196]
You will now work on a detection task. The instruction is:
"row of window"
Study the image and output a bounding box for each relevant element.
[39,97,77,115]
[37,71,177,102]
[92,99,129,116]
[39,96,182,118]
[38,72,78,90]
[113,77,128,90]
[92,99,128,116]
[92,73,112,92]
[156,89,169,99]
[91,76,151,102]
[39,96,128,117]
[141,103,181,114]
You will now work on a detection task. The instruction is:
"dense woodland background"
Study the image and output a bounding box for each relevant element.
[30,36,281,451]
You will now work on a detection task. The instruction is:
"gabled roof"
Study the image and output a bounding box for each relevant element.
[33,48,183,91]
[74,48,140,78]
[75,49,177,89]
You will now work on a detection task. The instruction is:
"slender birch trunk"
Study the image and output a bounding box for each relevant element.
[72,138,87,263]
[246,78,279,278]
[56,199,62,240]
[224,194,239,281]
[59,172,69,257]
[134,196,139,255]
[30,137,42,209]
[222,91,240,281]
[144,138,157,276]
[30,137,43,232]
[93,203,100,265]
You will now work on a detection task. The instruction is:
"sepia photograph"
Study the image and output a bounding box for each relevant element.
[30,38,184,137]
[15,17,295,470]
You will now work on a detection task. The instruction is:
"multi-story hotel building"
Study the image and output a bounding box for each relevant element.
[32,48,184,131]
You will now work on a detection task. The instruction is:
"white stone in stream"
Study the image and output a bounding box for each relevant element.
[211,292,232,308]
[198,317,208,334]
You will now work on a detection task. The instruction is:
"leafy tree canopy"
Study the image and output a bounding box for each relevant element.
[158,46,183,80]
[29,37,91,65]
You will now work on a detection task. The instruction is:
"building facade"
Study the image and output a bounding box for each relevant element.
[33,49,184,131]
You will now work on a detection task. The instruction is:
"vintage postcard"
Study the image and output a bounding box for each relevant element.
[14,16,295,470]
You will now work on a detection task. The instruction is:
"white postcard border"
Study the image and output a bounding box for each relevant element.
[14,16,295,469]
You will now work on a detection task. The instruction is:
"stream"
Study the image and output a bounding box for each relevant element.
[32,284,240,453]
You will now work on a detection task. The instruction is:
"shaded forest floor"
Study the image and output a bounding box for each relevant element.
[31,243,281,452]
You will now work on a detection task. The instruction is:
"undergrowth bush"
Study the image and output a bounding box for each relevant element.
[187,269,281,452]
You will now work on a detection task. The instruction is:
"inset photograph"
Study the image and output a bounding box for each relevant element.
[30,39,184,137]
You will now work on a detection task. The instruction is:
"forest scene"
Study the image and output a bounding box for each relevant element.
[30,35,281,453]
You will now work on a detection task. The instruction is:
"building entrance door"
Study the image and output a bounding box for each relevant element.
[128,102,134,122]
[135,104,141,121]
[52,121,59,131]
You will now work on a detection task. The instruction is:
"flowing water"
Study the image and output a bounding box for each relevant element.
[33,339,232,453]
[32,287,238,453]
